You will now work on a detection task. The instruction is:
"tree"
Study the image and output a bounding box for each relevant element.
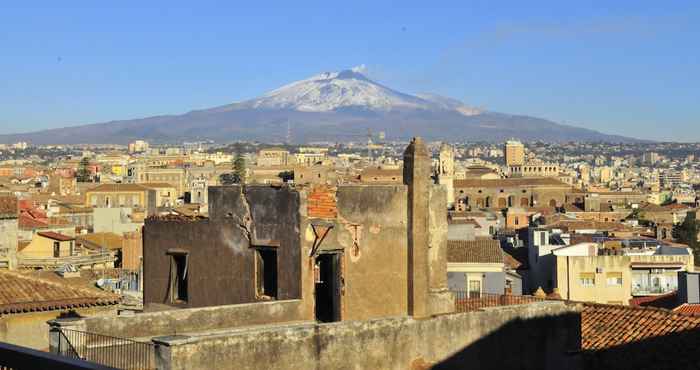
[673,212,700,259]
[278,170,294,183]
[233,152,246,182]
[76,157,91,182]
[219,172,241,186]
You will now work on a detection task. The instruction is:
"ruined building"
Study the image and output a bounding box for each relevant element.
[143,137,453,321]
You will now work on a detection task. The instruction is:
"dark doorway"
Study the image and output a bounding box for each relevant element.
[315,252,342,323]
[255,248,278,299]
[170,254,188,303]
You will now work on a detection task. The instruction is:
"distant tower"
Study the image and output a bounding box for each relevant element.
[438,143,455,208]
[504,140,525,167]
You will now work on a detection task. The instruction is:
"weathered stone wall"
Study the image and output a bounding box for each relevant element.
[157,302,581,370]
[144,185,303,309]
[75,300,307,339]
[332,185,409,321]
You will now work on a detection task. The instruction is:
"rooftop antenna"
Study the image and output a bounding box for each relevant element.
[285,119,292,145]
[367,128,373,163]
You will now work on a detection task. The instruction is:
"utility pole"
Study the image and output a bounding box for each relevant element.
[367,128,373,163]
[285,119,292,145]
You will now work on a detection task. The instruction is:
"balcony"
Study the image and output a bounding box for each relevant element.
[631,285,676,296]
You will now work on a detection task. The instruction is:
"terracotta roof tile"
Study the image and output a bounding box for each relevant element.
[0,196,18,218]
[454,177,570,188]
[0,271,118,315]
[447,238,504,264]
[582,303,700,351]
[37,231,74,241]
[674,304,700,315]
[86,184,150,193]
[629,291,678,309]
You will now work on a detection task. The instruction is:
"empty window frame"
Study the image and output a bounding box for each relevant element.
[255,248,278,299]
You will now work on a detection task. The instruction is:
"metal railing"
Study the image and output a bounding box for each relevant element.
[0,341,116,370]
[452,291,549,312]
[18,251,114,269]
[56,328,155,370]
[631,286,676,295]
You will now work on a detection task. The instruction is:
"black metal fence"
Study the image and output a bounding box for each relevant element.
[0,341,116,370]
[56,328,155,370]
[452,291,549,312]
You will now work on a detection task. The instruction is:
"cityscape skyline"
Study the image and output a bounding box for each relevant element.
[2,1,699,141]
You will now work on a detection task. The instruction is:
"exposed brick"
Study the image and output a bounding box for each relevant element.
[307,185,337,219]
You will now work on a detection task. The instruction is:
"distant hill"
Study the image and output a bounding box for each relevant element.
[0,68,641,144]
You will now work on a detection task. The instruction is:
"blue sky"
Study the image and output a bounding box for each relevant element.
[1,1,698,141]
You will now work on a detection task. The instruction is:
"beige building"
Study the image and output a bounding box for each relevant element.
[504,140,525,167]
[128,140,149,154]
[85,184,156,211]
[257,148,290,167]
[509,163,560,178]
[0,196,19,269]
[139,168,186,196]
[550,244,694,305]
[142,183,178,207]
[20,231,75,259]
[453,177,573,210]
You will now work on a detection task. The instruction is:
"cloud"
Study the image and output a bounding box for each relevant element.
[351,64,368,74]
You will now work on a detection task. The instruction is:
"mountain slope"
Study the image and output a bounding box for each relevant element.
[0,69,642,144]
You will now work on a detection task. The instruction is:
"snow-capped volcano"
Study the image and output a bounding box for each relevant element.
[0,67,641,145]
[234,67,480,115]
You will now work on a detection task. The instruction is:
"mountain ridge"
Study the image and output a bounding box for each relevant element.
[0,68,643,144]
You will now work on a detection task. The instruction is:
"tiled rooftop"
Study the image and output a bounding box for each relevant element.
[674,304,700,315]
[447,238,504,264]
[581,303,700,351]
[37,231,74,242]
[0,196,18,218]
[453,177,569,188]
[0,271,118,315]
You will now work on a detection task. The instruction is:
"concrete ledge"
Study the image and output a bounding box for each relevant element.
[80,299,308,339]
[157,301,582,370]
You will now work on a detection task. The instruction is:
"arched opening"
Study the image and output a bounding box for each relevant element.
[485,196,492,208]
[549,199,557,207]
[520,197,529,207]
[508,196,515,208]
[498,198,507,208]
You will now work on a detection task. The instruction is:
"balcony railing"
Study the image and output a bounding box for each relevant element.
[452,291,550,312]
[54,328,155,370]
[631,286,676,296]
[0,341,116,370]
[18,251,114,269]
